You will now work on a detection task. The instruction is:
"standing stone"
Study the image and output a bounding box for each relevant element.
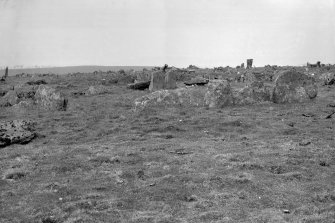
[247,59,253,69]
[317,61,321,68]
[165,70,177,89]
[273,71,317,103]
[5,67,8,78]
[241,63,245,69]
[149,71,166,92]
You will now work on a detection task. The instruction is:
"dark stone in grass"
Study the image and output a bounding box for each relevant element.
[41,217,58,223]
[299,140,311,146]
[4,171,26,180]
[26,79,47,85]
[127,81,150,90]
[319,161,330,167]
[0,120,36,148]
[184,77,209,86]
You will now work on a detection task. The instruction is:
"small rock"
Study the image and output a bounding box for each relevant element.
[302,113,315,117]
[299,140,311,146]
[283,209,290,214]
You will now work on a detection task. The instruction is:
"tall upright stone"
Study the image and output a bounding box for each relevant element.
[5,67,8,78]
[241,63,245,69]
[149,71,165,92]
[165,70,177,89]
[317,61,321,68]
[247,59,253,69]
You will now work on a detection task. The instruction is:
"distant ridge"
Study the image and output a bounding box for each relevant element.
[0,65,154,76]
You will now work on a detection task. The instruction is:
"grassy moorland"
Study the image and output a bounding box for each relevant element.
[0,69,335,223]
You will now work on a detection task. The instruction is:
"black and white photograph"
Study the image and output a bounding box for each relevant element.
[0,0,335,222]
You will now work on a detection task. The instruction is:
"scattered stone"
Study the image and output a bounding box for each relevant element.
[302,113,315,117]
[283,209,290,214]
[0,120,36,148]
[319,161,330,167]
[325,111,335,119]
[34,85,68,111]
[299,139,311,146]
[4,171,27,180]
[273,71,318,103]
[327,103,335,108]
[26,79,47,85]
[184,77,209,86]
[204,80,234,108]
[127,81,150,90]
[287,122,295,127]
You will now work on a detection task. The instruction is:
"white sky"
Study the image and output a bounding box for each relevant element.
[0,0,334,67]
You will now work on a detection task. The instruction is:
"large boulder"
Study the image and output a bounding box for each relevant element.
[34,85,68,111]
[204,81,234,108]
[233,81,273,105]
[273,71,317,103]
[149,71,165,91]
[134,86,206,110]
[0,90,18,107]
[0,120,36,148]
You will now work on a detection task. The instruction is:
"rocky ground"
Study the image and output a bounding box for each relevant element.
[0,67,335,222]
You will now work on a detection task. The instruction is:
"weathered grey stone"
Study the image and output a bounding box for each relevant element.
[34,85,68,111]
[164,70,177,89]
[204,81,234,108]
[149,71,165,92]
[0,120,36,148]
[233,81,273,105]
[273,71,317,103]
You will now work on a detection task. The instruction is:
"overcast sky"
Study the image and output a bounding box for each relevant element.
[0,0,334,68]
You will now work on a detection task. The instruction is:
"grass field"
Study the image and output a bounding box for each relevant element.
[0,71,335,222]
